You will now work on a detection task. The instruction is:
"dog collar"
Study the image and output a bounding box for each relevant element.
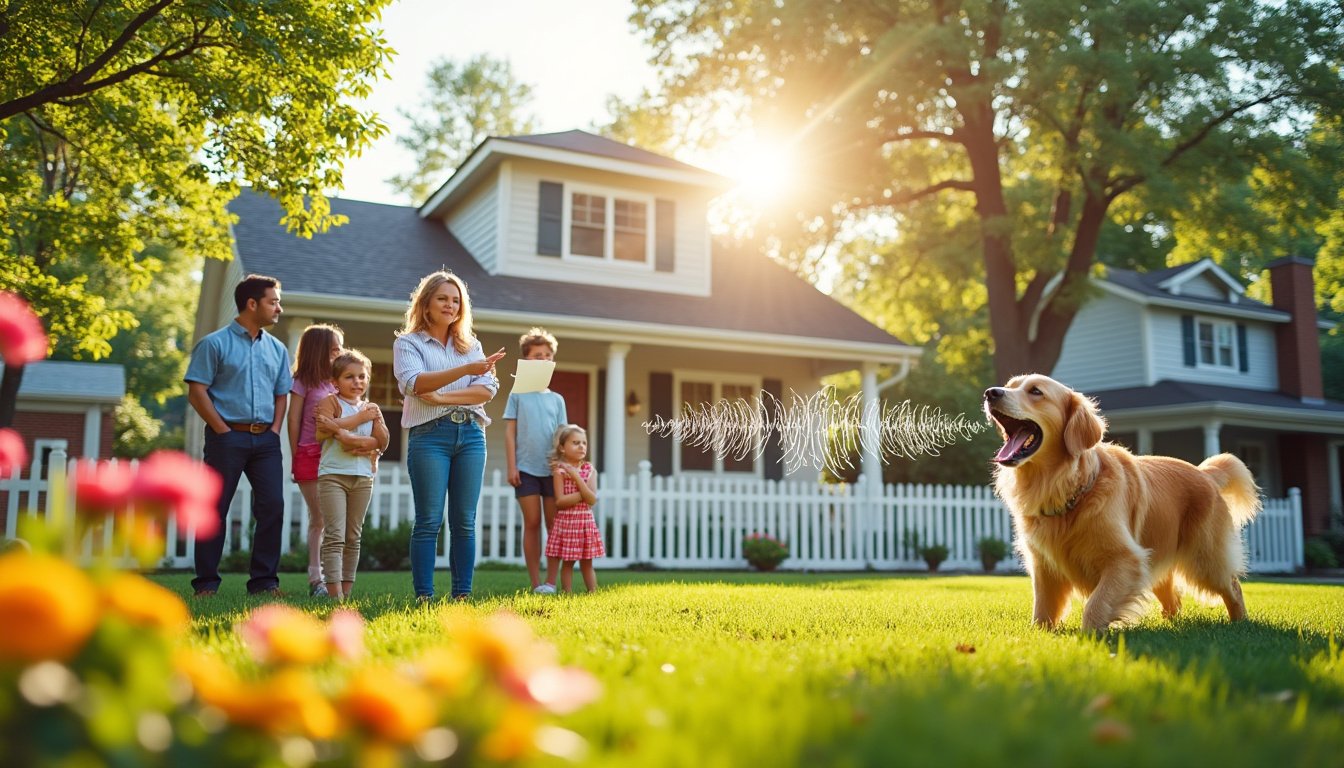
[1040,468,1098,517]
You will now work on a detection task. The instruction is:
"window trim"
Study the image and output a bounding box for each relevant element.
[1194,317,1238,372]
[560,181,656,268]
[671,371,764,477]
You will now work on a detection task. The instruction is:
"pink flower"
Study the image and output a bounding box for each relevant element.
[131,451,222,538]
[0,429,25,478]
[524,666,603,715]
[328,609,365,662]
[72,459,136,512]
[0,292,48,366]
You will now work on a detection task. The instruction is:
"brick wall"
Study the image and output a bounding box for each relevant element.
[1268,257,1324,401]
[0,408,115,536]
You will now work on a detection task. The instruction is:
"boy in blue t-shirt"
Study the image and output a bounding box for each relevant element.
[503,327,568,593]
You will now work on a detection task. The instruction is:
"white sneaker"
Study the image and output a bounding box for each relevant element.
[533,584,557,594]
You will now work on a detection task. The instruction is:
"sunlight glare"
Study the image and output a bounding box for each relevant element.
[716,137,798,208]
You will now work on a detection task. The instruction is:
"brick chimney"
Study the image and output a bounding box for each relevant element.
[1268,256,1324,402]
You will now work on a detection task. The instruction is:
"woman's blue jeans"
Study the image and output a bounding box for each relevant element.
[406,416,487,598]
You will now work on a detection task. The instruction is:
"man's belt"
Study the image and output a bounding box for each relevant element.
[227,422,271,434]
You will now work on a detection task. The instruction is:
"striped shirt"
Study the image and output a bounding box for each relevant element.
[392,330,499,429]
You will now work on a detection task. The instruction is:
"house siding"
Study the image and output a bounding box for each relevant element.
[1171,273,1228,301]
[501,159,712,296]
[446,172,499,273]
[1150,309,1278,390]
[1052,293,1146,390]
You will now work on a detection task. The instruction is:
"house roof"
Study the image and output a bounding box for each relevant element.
[1086,379,1344,433]
[419,130,731,219]
[6,359,126,405]
[1099,262,1287,321]
[228,190,913,357]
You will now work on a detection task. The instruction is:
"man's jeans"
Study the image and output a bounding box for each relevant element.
[406,417,487,598]
[194,428,285,594]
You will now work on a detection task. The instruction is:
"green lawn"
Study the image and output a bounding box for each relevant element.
[165,570,1344,768]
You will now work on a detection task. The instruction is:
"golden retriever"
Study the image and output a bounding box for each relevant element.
[983,374,1260,631]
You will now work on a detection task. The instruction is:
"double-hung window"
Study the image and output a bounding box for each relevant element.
[1196,318,1237,370]
[565,186,653,265]
[675,377,759,474]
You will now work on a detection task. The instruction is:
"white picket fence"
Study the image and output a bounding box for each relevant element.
[2,451,1306,573]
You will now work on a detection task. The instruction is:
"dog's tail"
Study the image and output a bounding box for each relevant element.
[1198,453,1261,528]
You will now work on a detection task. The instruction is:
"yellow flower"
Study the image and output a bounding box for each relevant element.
[179,653,339,741]
[239,604,331,666]
[0,553,100,663]
[102,572,189,634]
[415,647,474,694]
[478,704,540,762]
[445,610,553,677]
[340,667,436,744]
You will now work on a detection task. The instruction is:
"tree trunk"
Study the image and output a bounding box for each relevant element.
[0,364,24,429]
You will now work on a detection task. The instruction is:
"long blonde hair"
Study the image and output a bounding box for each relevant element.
[398,271,476,354]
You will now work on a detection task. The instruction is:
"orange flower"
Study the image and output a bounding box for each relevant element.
[478,703,540,762]
[101,572,190,634]
[340,667,436,744]
[176,651,339,741]
[414,647,474,695]
[0,553,100,663]
[0,292,49,366]
[445,610,553,677]
[0,428,26,479]
[239,604,333,666]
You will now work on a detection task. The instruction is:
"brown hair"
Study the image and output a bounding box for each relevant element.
[549,423,588,464]
[398,271,475,354]
[292,324,344,389]
[331,348,372,384]
[518,326,558,357]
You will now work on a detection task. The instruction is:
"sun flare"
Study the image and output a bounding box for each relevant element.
[712,136,799,208]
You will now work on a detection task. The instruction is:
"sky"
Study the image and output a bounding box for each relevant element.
[338,0,660,206]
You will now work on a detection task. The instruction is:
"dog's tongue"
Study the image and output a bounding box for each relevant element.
[995,429,1030,463]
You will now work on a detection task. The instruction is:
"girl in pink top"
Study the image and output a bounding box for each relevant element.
[546,424,604,593]
[287,324,343,596]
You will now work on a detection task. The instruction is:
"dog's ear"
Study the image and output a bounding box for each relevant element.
[1063,392,1106,456]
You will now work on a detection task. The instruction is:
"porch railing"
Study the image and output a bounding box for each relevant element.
[2,450,1306,574]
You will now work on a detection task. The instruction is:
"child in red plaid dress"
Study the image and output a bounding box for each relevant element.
[546,424,604,592]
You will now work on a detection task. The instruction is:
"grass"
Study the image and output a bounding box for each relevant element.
[162,570,1344,767]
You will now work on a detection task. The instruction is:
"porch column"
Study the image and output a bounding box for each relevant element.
[860,362,881,566]
[1136,428,1152,455]
[1202,420,1222,459]
[604,343,630,488]
[84,405,103,459]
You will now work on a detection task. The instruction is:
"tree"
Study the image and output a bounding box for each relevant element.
[388,55,537,204]
[0,0,393,363]
[631,0,1344,381]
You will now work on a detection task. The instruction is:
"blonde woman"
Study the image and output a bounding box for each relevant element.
[392,271,506,602]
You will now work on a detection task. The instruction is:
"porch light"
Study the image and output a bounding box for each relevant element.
[626,390,641,417]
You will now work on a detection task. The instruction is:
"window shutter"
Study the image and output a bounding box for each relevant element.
[649,372,672,476]
[537,181,563,256]
[763,378,783,481]
[1181,315,1196,367]
[655,199,675,273]
[1236,323,1248,373]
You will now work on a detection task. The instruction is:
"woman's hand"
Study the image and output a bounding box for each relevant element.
[462,347,507,377]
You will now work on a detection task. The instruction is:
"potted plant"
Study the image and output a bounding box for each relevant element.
[919,543,949,572]
[743,532,788,571]
[976,537,1009,572]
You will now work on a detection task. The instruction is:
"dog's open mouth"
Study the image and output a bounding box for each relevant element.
[989,410,1043,466]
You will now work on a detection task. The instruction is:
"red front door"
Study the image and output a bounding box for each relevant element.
[549,370,590,431]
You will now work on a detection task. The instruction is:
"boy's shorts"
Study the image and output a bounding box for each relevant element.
[515,471,555,499]
[293,443,322,483]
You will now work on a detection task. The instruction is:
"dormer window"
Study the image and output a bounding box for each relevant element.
[1196,318,1237,370]
[564,185,654,266]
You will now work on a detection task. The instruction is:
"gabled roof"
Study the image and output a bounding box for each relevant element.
[1099,262,1288,322]
[1154,258,1245,296]
[228,191,913,359]
[5,359,125,404]
[419,130,731,219]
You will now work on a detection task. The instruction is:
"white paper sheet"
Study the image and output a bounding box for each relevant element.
[510,359,555,394]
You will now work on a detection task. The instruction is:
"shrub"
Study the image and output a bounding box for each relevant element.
[743,533,788,571]
[361,521,412,570]
[1304,537,1339,570]
[920,544,949,572]
[220,549,250,573]
[976,537,1009,572]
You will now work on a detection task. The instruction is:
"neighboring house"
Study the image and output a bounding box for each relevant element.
[0,359,125,535]
[1052,257,1344,535]
[189,130,919,491]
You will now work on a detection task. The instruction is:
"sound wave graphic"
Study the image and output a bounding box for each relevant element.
[641,388,987,476]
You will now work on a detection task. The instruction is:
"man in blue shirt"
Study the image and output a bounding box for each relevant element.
[185,274,293,596]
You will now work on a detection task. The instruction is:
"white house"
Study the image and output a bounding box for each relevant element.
[1052,256,1344,536]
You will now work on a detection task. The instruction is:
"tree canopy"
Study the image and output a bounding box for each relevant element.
[388,55,537,204]
[631,0,1344,381]
[0,0,394,358]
